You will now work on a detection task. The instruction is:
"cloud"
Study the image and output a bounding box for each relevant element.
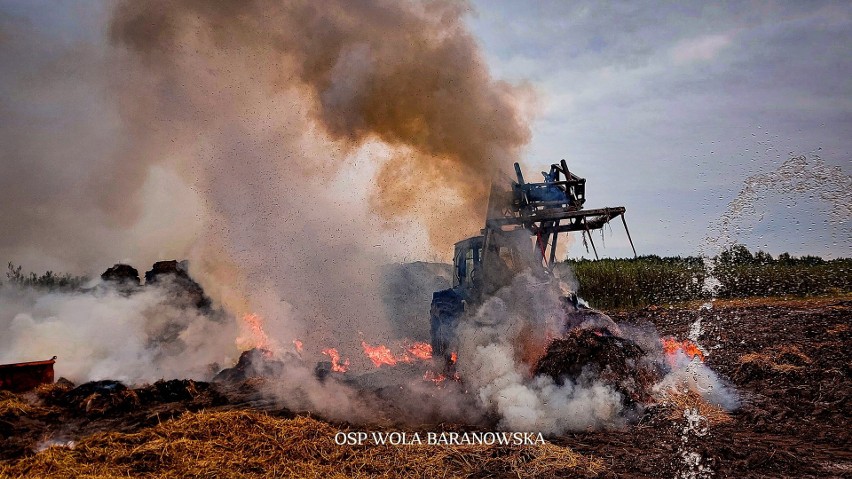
[670,34,733,65]
[468,1,852,258]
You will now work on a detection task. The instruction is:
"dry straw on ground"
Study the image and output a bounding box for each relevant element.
[0,391,35,419]
[658,390,733,425]
[1,409,605,478]
[738,344,813,374]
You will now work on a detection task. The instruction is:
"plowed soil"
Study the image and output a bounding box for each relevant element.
[554,296,851,478]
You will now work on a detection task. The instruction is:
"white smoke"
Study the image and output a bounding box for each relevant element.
[446,262,741,434]
[453,272,628,434]
[0,282,238,384]
[466,342,625,433]
[654,353,739,411]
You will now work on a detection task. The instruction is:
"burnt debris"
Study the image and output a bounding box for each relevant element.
[213,348,299,383]
[100,264,141,287]
[40,378,226,418]
[98,260,212,310]
[144,260,211,310]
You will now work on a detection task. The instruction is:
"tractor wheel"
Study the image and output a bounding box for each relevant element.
[430,289,464,363]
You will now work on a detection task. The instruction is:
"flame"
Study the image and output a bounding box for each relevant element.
[661,337,705,362]
[240,313,271,351]
[423,369,460,384]
[292,339,303,353]
[450,351,458,364]
[322,348,350,373]
[423,370,446,384]
[406,342,433,361]
[361,341,398,367]
[360,340,435,367]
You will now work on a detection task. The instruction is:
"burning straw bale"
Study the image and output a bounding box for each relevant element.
[1,410,605,478]
[100,264,141,287]
[134,379,201,404]
[35,379,226,420]
[213,348,302,384]
[144,260,211,310]
[534,329,662,405]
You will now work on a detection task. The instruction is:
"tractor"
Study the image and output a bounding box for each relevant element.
[430,160,636,364]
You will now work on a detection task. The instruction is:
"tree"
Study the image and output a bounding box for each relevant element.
[718,244,754,265]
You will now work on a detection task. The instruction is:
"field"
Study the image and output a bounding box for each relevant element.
[567,247,852,310]
[1,293,849,478]
[566,295,852,478]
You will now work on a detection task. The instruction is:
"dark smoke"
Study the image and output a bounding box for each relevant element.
[1,1,533,377]
[108,0,532,250]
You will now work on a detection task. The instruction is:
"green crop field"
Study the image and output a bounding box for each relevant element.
[567,245,852,310]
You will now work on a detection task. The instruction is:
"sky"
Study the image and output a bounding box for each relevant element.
[468,0,851,259]
[0,0,850,277]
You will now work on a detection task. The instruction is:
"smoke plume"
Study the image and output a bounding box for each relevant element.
[106,0,532,253]
[1,0,533,370]
[102,0,534,361]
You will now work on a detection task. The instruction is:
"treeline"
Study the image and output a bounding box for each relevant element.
[567,245,852,310]
[2,262,89,291]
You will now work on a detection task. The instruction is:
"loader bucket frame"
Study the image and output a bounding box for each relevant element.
[485,160,636,264]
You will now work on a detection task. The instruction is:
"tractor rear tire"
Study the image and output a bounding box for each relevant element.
[430,289,464,362]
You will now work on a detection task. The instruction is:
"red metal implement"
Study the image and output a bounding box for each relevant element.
[0,356,56,392]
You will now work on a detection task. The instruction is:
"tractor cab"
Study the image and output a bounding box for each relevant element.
[451,227,542,304]
[451,236,483,292]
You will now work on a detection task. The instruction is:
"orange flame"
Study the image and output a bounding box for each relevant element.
[406,342,433,361]
[293,339,303,353]
[361,341,398,367]
[450,351,458,364]
[359,340,435,367]
[241,313,271,351]
[423,369,460,384]
[322,348,350,373]
[661,337,705,362]
[423,370,446,384]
